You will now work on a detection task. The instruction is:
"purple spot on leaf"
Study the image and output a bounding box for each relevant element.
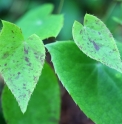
[25,57,29,62]
[88,38,100,51]
[24,47,28,54]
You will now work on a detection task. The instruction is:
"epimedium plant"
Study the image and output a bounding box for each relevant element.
[1,4,62,124]
[0,3,122,124]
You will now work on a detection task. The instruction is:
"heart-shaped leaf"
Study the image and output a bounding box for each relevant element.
[2,62,60,124]
[0,20,45,113]
[46,40,122,124]
[16,4,63,40]
[72,14,122,73]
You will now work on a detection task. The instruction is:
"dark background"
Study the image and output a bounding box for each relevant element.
[0,0,122,124]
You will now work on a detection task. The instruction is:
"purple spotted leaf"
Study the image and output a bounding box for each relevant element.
[72,14,122,73]
[0,20,45,113]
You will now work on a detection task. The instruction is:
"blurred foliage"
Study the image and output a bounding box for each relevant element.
[0,0,122,124]
[58,0,82,40]
[16,4,63,40]
[0,0,122,41]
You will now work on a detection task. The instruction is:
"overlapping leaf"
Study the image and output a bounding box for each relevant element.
[46,41,122,124]
[16,4,63,40]
[72,14,122,73]
[0,20,45,113]
[2,63,60,124]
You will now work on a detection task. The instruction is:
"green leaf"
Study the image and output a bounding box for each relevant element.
[16,4,63,40]
[72,14,122,74]
[2,62,60,124]
[0,20,45,113]
[46,40,122,124]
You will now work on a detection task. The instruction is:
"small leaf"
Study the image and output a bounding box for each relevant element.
[16,4,63,40]
[72,14,122,73]
[46,41,122,124]
[2,62,60,124]
[0,20,45,113]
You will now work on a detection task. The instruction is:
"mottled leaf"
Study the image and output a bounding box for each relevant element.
[2,62,60,124]
[0,20,45,113]
[46,40,122,124]
[16,4,63,40]
[72,14,122,73]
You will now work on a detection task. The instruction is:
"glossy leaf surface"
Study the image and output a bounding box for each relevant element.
[46,41,122,124]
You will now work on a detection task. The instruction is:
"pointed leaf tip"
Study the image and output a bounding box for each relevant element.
[0,21,45,113]
[2,62,60,124]
[21,106,27,114]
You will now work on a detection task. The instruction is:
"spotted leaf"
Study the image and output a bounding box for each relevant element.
[0,20,45,113]
[72,14,122,73]
[2,63,60,124]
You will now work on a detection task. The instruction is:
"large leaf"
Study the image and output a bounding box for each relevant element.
[2,62,60,124]
[72,14,122,74]
[46,40,122,124]
[0,20,45,113]
[16,4,63,40]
